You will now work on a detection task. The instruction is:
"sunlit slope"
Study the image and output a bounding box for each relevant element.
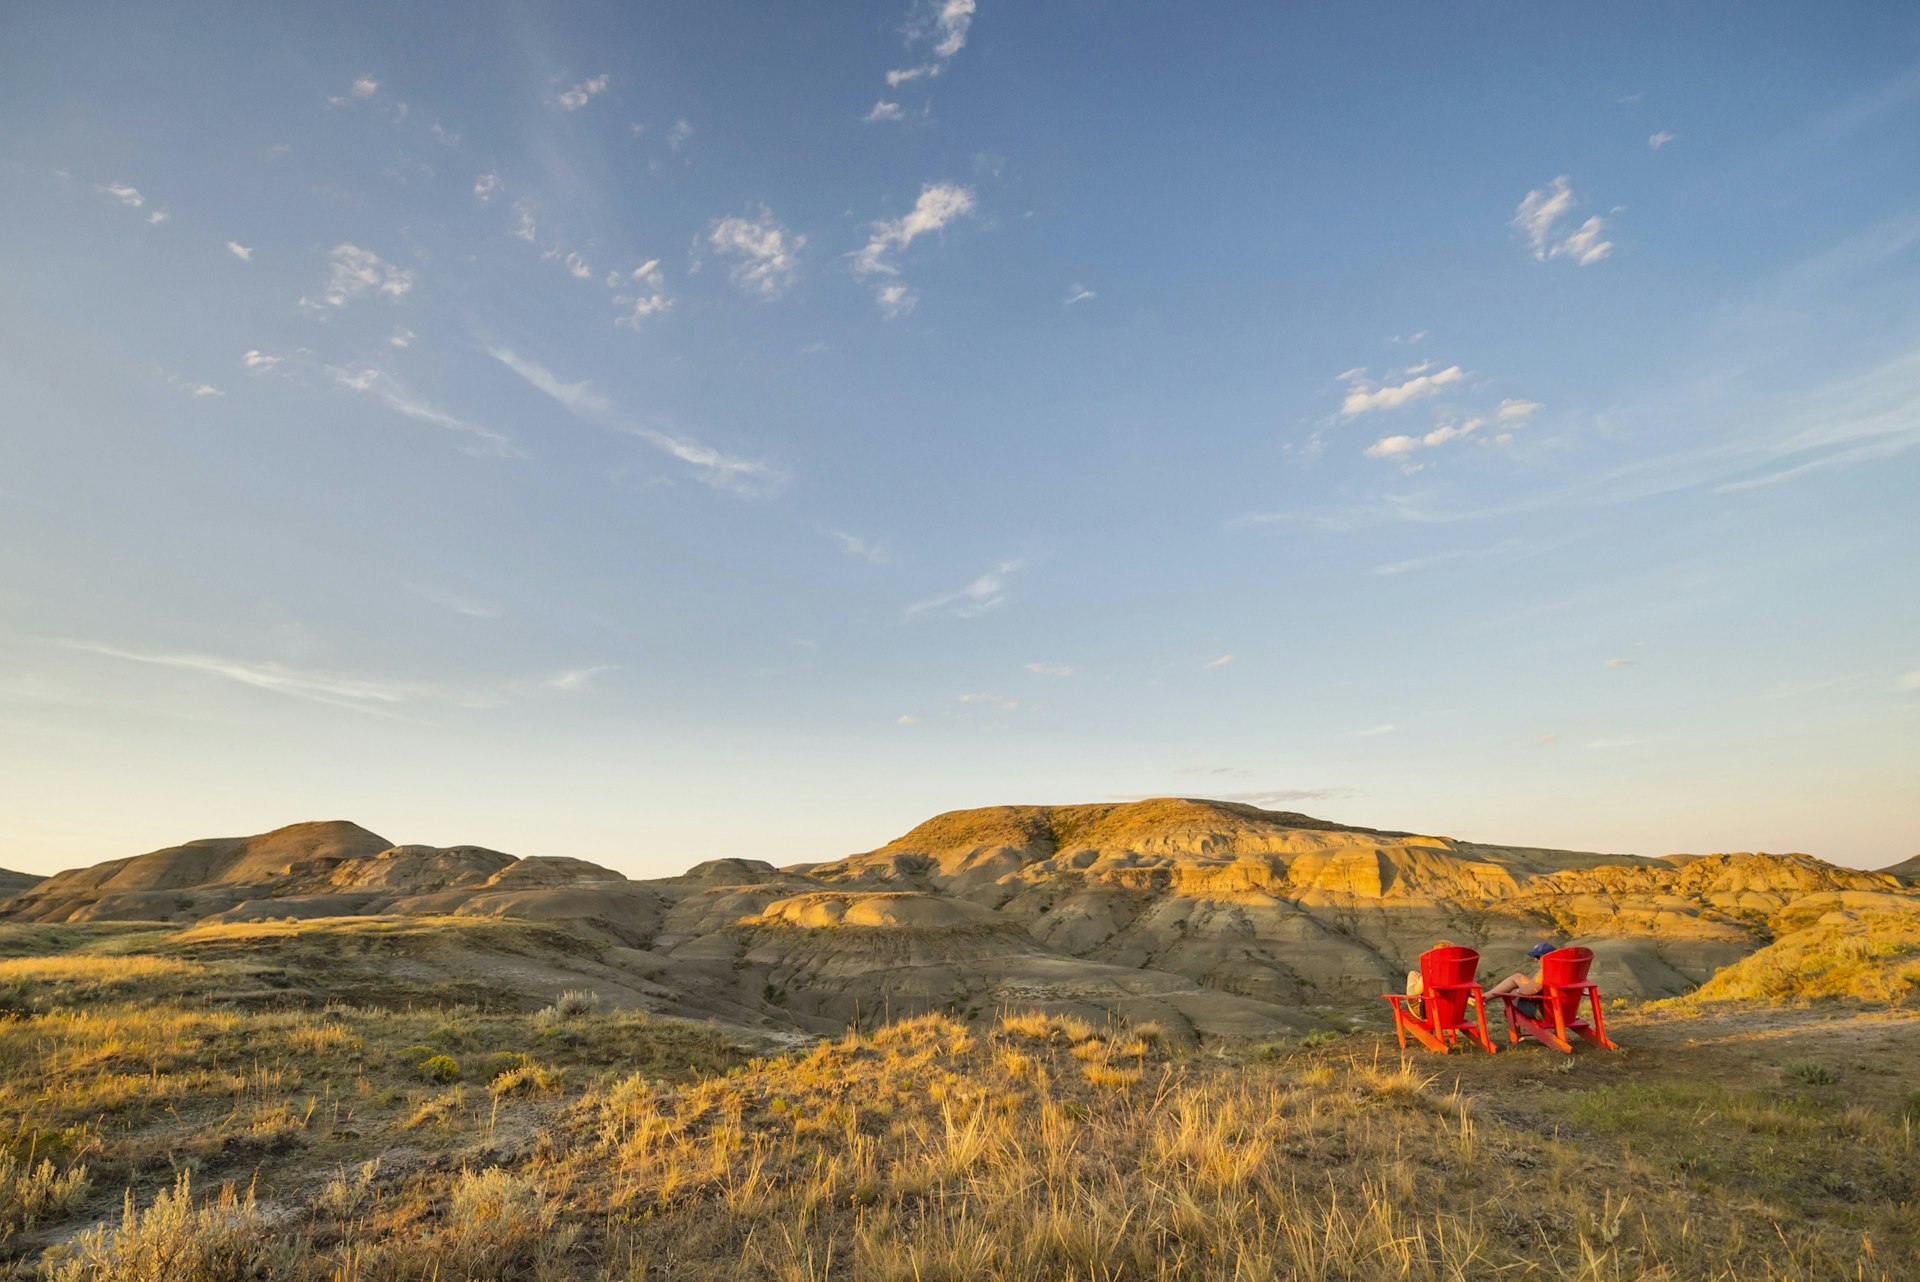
[4,799,1914,1033]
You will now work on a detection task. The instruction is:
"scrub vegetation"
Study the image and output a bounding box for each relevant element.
[1,920,1916,1279]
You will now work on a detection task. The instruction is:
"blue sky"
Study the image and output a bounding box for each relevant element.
[2,2,1917,875]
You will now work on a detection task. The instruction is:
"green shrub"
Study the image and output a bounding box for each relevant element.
[419,1055,461,1084]
[1784,1060,1838,1086]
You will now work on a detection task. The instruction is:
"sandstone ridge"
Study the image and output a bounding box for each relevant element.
[4,798,1911,1039]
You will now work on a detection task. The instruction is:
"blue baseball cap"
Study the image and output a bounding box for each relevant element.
[1528,941,1558,959]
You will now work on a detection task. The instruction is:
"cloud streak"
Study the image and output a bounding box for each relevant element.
[329,366,518,457]
[1340,365,1464,416]
[56,640,606,717]
[485,345,786,497]
[851,182,976,316]
[905,558,1024,619]
[1512,176,1614,265]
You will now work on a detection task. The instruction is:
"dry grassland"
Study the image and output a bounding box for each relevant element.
[0,924,1914,1280]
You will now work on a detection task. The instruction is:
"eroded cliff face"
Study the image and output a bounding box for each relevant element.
[5,799,1909,1038]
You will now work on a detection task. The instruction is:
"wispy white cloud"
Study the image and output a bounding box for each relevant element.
[863,100,905,123]
[896,713,922,725]
[164,373,224,398]
[1496,398,1541,421]
[828,530,890,564]
[1251,340,1920,530]
[958,691,1018,710]
[241,350,282,372]
[1364,415,1488,460]
[555,73,609,111]
[1369,538,1528,577]
[541,247,594,281]
[1064,282,1097,306]
[884,0,976,85]
[1202,654,1234,670]
[612,260,672,325]
[325,76,382,109]
[1359,723,1396,736]
[389,328,415,348]
[473,172,502,203]
[484,345,786,497]
[708,208,805,298]
[927,0,975,57]
[510,200,537,242]
[57,639,602,717]
[483,346,612,416]
[96,181,146,209]
[1340,365,1464,416]
[146,209,170,225]
[542,665,614,692]
[329,366,517,457]
[307,244,414,309]
[1649,131,1677,150]
[1025,662,1073,678]
[667,119,694,151]
[875,282,916,319]
[905,557,1024,619]
[1512,175,1614,265]
[852,182,976,316]
[430,122,459,146]
[854,183,975,275]
[1604,658,1637,668]
[226,241,253,261]
[420,587,503,620]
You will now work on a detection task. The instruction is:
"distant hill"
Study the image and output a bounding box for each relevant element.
[0,866,41,899]
[1880,855,1920,883]
[4,799,1911,1038]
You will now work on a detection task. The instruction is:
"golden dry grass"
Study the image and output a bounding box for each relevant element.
[1,925,1915,1280]
[1674,912,1920,1007]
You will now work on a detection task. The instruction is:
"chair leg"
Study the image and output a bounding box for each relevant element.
[1548,999,1573,1054]
[1585,992,1618,1051]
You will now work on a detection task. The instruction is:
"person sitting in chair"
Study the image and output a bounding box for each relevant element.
[1403,938,1455,1019]
[1486,941,1557,1019]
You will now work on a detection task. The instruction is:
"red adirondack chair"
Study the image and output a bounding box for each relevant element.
[1498,945,1619,1052]
[1382,944,1497,1054]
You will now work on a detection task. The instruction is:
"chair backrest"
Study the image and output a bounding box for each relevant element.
[1418,945,1481,1027]
[1541,946,1594,1022]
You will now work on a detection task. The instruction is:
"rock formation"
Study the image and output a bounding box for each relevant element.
[4,799,1911,1039]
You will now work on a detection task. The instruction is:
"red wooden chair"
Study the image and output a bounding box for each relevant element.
[1498,945,1619,1052]
[1382,945,1497,1054]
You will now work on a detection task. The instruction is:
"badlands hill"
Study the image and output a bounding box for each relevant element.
[0,866,39,898]
[4,798,1911,1039]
